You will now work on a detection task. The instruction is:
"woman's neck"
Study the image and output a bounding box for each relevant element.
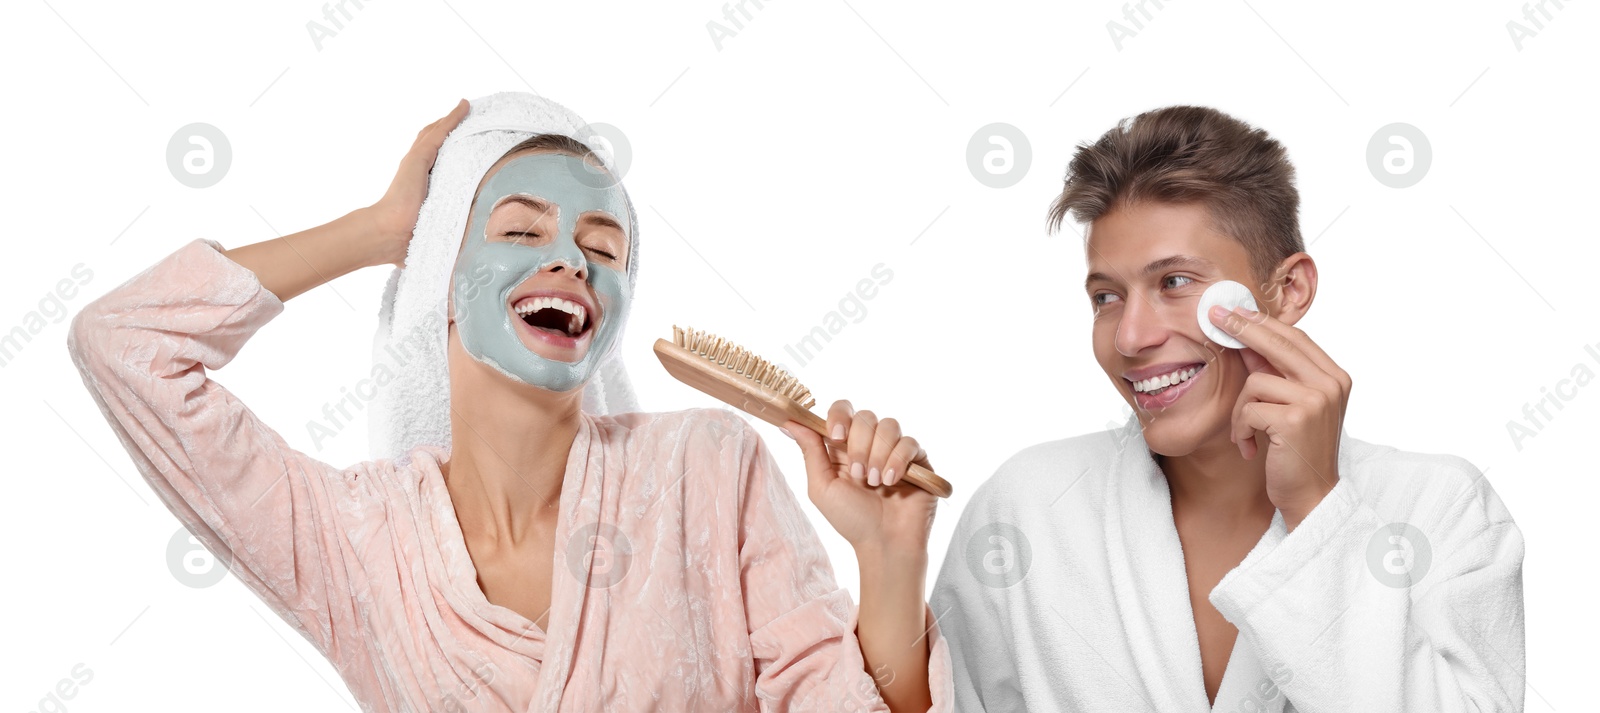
[443,352,584,547]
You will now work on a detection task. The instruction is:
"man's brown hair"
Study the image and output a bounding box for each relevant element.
[1048,105,1303,284]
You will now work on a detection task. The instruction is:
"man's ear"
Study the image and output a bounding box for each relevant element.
[1266,253,1317,327]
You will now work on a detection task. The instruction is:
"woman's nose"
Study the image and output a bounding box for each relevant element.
[542,258,587,282]
[539,233,589,280]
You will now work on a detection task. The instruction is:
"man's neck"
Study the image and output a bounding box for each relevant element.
[1159,433,1275,525]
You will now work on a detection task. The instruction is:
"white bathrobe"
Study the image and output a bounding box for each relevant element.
[930,413,1525,712]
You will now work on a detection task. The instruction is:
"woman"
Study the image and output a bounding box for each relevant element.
[67,93,951,712]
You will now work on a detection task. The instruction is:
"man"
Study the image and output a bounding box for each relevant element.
[930,105,1524,712]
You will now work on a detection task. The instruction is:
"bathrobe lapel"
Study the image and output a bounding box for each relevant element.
[1203,424,1354,713]
[1101,413,1215,710]
[532,413,612,713]
[1210,634,1283,712]
[1105,413,1349,713]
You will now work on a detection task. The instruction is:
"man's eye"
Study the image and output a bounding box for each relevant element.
[1165,275,1195,289]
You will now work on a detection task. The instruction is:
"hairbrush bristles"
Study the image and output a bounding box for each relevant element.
[672,326,816,409]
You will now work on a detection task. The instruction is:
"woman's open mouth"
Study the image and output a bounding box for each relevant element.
[510,294,596,352]
[1129,362,1205,410]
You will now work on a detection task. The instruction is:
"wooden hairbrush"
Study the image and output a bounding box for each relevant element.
[653,326,954,498]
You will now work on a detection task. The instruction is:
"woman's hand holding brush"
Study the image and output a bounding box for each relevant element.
[780,400,937,711]
[781,400,937,554]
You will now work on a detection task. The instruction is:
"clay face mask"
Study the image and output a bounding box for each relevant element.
[451,152,631,392]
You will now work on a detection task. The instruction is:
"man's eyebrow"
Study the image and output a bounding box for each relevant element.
[1084,254,1217,291]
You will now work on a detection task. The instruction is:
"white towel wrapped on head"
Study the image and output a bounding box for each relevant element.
[369,91,641,464]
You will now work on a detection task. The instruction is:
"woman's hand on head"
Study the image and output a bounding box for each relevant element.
[364,98,470,269]
[781,400,937,557]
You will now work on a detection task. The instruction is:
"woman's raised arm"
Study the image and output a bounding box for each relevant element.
[63,99,471,662]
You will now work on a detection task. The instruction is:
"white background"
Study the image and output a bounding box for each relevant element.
[3,0,1594,710]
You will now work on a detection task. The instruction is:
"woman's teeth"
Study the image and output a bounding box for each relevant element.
[1132,366,1200,395]
[513,296,588,336]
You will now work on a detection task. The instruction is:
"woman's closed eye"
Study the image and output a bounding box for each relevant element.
[574,216,626,266]
[486,196,559,243]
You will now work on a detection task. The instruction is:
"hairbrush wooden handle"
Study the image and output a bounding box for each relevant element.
[653,338,953,498]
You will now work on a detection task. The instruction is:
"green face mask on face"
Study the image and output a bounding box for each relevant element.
[451,152,632,392]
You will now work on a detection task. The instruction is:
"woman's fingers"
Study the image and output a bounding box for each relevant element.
[865,417,901,487]
[826,399,853,444]
[371,100,470,252]
[435,99,470,140]
[883,436,923,487]
[405,99,469,169]
[417,99,468,146]
[783,420,838,501]
[846,409,877,485]
[829,405,930,489]
[401,99,467,173]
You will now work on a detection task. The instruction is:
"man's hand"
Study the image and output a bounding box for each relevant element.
[1210,304,1351,530]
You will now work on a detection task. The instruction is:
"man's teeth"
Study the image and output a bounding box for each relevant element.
[513,296,588,335]
[1132,366,1200,394]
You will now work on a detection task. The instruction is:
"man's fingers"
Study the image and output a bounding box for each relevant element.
[1235,401,1292,460]
[1239,347,1278,377]
[1231,372,1306,445]
[1211,307,1326,384]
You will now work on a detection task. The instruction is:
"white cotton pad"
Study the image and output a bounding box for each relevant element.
[1197,280,1259,349]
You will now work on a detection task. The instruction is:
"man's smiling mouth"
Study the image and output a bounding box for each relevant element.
[1129,364,1202,395]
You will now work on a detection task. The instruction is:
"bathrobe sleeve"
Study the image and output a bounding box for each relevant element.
[66,238,356,657]
[1209,458,1525,712]
[732,417,954,713]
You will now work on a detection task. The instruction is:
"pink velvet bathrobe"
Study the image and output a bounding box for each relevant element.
[66,238,954,713]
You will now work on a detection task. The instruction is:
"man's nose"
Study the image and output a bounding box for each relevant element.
[1114,292,1175,357]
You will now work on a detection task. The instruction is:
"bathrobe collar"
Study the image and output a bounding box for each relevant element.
[1103,411,1354,711]
[420,411,620,712]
